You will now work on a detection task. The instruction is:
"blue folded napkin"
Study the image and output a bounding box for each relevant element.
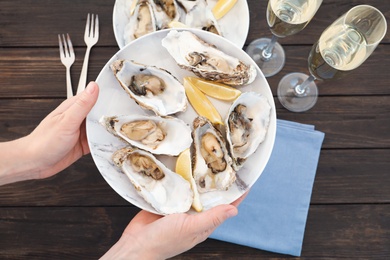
[210,119,325,256]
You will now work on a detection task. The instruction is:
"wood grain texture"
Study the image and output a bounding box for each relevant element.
[0,47,119,98]
[1,97,389,148]
[0,149,388,206]
[313,149,390,204]
[0,156,128,207]
[0,0,388,47]
[0,0,117,47]
[0,0,389,258]
[0,205,389,259]
[0,207,135,259]
[0,45,389,98]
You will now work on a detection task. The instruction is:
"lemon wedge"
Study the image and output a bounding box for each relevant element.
[168,21,189,28]
[175,149,203,212]
[183,77,223,125]
[129,0,139,15]
[186,77,241,101]
[212,0,238,20]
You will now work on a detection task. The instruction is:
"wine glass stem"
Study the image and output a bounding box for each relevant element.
[294,75,315,96]
[262,35,279,61]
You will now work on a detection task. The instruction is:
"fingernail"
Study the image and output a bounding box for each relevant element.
[86,82,96,94]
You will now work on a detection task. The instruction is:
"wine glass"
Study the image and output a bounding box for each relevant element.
[277,5,387,112]
[246,0,322,77]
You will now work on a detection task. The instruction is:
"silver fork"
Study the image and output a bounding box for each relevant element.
[76,13,99,94]
[58,33,75,99]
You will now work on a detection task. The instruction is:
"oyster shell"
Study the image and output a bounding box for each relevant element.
[161,30,256,86]
[111,59,187,116]
[181,0,222,35]
[175,0,198,13]
[225,92,271,170]
[150,0,181,29]
[100,114,192,156]
[192,116,236,193]
[113,147,193,214]
[124,0,157,44]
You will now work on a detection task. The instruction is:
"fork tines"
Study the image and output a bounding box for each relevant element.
[58,33,74,59]
[58,33,75,99]
[85,13,99,39]
[76,13,99,94]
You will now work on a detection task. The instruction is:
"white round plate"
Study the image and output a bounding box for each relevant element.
[112,0,250,48]
[87,28,276,215]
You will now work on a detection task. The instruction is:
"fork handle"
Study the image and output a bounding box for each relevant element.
[66,68,73,99]
[76,46,91,94]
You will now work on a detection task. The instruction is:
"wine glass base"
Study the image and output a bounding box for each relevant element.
[277,72,318,112]
[245,38,285,77]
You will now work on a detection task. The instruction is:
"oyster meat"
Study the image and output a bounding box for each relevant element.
[226,92,271,170]
[113,147,193,214]
[124,0,157,44]
[161,30,256,86]
[100,114,192,156]
[111,59,187,116]
[192,116,236,193]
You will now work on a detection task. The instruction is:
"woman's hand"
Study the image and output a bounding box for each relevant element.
[27,81,99,179]
[101,193,248,259]
[0,82,99,185]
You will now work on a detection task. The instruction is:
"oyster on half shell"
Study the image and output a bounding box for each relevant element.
[226,92,271,170]
[113,147,193,214]
[180,0,222,35]
[150,0,181,29]
[111,59,187,116]
[192,116,236,193]
[161,30,256,86]
[124,0,157,44]
[100,114,192,156]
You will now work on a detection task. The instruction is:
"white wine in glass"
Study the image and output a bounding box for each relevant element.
[246,0,322,77]
[277,5,387,112]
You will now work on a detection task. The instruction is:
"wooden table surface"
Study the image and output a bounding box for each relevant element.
[1,0,389,259]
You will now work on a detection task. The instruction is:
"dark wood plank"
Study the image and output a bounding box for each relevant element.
[276,96,390,149]
[1,97,389,148]
[313,149,390,204]
[0,155,128,207]
[0,149,388,206]
[0,99,60,140]
[0,0,117,47]
[0,207,136,259]
[302,205,390,258]
[0,45,388,98]
[0,205,389,259]
[0,0,388,47]
[0,0,389,259]
[0,47,119,98]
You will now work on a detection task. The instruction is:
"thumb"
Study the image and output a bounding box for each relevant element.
[196,204,238,232]
[65,81,99,125]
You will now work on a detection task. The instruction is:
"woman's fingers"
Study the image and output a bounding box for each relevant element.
[64,82,99,126]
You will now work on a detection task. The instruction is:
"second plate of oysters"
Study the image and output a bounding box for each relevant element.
[113,0,250,48]
[87,28,276,215]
